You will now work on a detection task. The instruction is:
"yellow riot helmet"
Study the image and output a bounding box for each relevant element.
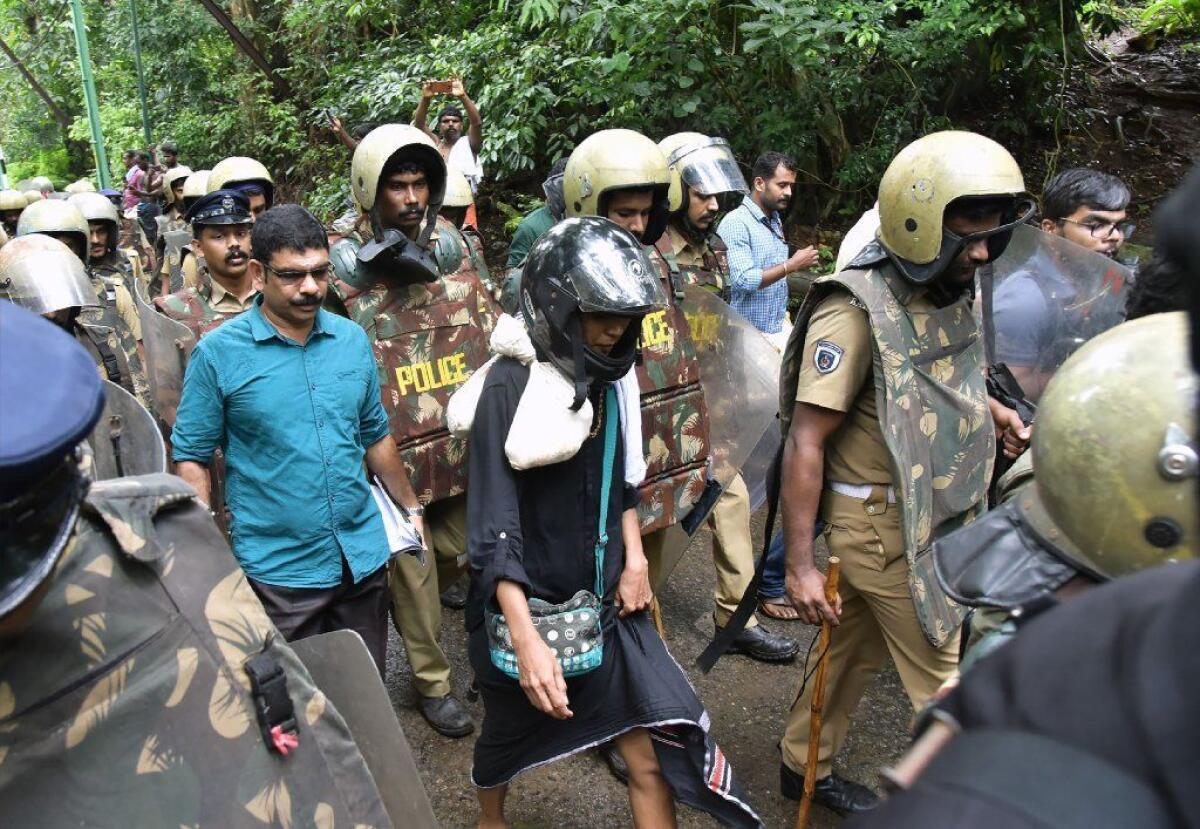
[68,192,121,255]
[16,199,91,264]
[351,124,446,245]
[0,234,97,315]
[443,166,474,209]
[30,175,54,195]
[1030,312,1198,578]
[162,166,194,206]
[877,131,1032,285]
[181,170,211,211]
[564,129,671,244]
[63,179,96,195]
[657,132,747,214]
[208,156,274,206]
[0,190,26,212]
[22,191,43,205]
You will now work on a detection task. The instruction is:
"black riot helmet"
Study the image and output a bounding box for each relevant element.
[521,217,667,410]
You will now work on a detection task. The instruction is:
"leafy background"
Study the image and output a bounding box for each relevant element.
[1,0,1195,225]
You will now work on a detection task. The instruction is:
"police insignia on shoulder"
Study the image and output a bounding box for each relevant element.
[814,340,844,374]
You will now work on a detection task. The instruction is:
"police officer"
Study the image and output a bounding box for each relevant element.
[0,301,394,828]
[776,131,1035,814]
[0,235,147,410]
[330,124,494,738]
[933,311,1198,668]
[69,191,146,297]
[160,165,194,230]
[850,310,1199,828]
[654,131,801,660]
[154,189,259,340]
[0,189,27,235]
[15,201,150,410]
[207,156,274,218]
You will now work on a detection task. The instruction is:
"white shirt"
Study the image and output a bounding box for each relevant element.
[448,136,483,194]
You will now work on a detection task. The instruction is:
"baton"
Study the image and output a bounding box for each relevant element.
[796,556,840,829]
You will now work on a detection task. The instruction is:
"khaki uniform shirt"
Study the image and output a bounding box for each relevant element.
[666,224,707,269]
[795,290,902,486]
[206,275,258,313]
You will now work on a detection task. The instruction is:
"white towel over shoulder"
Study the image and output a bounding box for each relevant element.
[446,314,645,487]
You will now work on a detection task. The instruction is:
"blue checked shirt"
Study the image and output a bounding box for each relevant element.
[717,195,790,333]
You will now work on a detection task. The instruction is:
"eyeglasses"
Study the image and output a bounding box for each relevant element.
[1059,218,1135,240]
[262,262,332,284]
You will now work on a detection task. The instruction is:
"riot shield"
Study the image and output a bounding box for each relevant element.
[649,286,780,584]
[289,631,438,829]
[683,284,780,488]
[88,380,168,479]
[134,278,195,427]
[986,223,1131,402]
[161,229,191,295]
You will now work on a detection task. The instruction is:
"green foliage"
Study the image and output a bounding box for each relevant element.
[6,145,70,185]
[0,0,1096,220]
[1141,0,1200,33]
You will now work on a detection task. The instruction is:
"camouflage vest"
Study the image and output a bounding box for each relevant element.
[635,247,713,534]
[337,220,494,505]
[780,263,994,646]
[92,252,139,297]
[154,268,244,341]
[76,289,152,411]
[0,474,390,828]
[461,224,499,302]
[656,229,730,296]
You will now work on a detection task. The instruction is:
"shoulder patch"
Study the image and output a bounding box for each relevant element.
[814,340,844,374]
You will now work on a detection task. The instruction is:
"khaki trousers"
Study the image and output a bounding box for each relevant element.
[643,474,759,629]
[388,494,468,699]
[781,488,959,779]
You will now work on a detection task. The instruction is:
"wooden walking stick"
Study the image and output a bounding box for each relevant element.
[796,556,841,829]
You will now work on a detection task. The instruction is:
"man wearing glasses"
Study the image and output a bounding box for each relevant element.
[172,204,423,676]
[992,169,1133,401]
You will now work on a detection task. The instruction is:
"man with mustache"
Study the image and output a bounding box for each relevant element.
[153,189,259,339]
[330,124,495,738]
[717,152,819,352]
[173,204,422,674]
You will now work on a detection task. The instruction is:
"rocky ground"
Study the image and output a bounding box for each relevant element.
[384,510,911,829]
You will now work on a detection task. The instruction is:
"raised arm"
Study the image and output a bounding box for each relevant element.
[412,81,437,141]
[453,79,483,156]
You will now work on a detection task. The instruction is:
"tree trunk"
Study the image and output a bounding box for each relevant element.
[0,35,74,129]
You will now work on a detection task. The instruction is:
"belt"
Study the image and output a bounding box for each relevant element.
[827,481,897,504]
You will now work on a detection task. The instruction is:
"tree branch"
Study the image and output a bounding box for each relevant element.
[0,34,73,129]
[195,0,293,101]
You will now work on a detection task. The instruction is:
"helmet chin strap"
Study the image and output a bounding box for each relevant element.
[567,316,588,412]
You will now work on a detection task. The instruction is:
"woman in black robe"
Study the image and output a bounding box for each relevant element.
[463,219,761,828]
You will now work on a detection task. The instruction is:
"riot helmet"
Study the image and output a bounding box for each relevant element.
[63,179,96,195]
[68,192,121,257]
[162,165,194,207]
[30,175,55,196]
[208,156,274,212]
[0,234,98,316]
[936,312,1198,612]
[350,124,446,283]
[441,167,473,229]
[16,199,92,265]
[658,133,748,214]
[542,157,569,223]
[181,169,211,211]
[877,131,1033,285]
[0,302,103,622]
[521,216,667,409]
[22,190,43,205]
[564,129,671,245]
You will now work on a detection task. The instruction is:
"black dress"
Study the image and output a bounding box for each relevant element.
[465,358,761,828]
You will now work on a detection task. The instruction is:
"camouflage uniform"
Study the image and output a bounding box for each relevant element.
[641,224,760,628]
[154,263,257,340]
[333,216,494,700]
[0,473,391,828]
[76,278,152,411]
[634,244,713,535]
[778,255,991,778]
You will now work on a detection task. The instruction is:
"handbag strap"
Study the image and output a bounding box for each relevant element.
[594,385,619,597]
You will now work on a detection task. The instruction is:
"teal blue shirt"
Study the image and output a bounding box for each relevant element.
[172,297,392,588]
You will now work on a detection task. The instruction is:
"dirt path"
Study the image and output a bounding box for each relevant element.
[385,510,911,829]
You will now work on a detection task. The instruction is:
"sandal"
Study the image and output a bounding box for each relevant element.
[758,597,801,622]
